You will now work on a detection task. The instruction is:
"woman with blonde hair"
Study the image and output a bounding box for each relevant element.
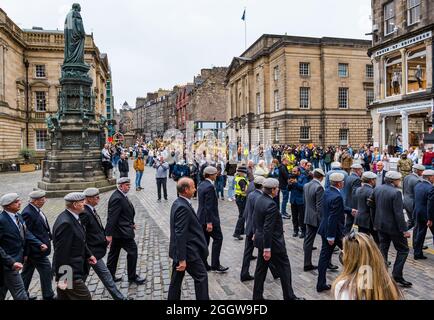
[332,231,403,300]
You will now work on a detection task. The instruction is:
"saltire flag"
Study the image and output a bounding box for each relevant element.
[241,9,246,21]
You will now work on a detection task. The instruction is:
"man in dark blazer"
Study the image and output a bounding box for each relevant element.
[252,178,302,300]
[303,168,325,271]
[197,166,228,273]
[106,178,145,285]
[168,178,209,300]
[240,176,264,282]
[21,190,55,300]
[52,192,97,300]
[82,188,127,300]
[403,164,424,231]
[0,193,46,300]
[413,170,434,260]
[342,164,363,234]
[316,173,354,292]
[355,172,378,242]
[370,171,412,287]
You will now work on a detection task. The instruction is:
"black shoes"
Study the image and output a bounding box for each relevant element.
[240,275,254,282]
[292,231,299,237]
[299,233,305,239]
[250,255,257,260]
[327,263,339,270]
[205,264,212,271]
[414,254,427,260]
[393,277,412,287]
[282,214,291,220]
[113,276,123,283]
[312,246,317,250]
[316,284,331,292]
[211,265,229,273]
[28,295,37,300]
[233,234,244,240]
[129,275,146,285]
[290,296,306,300]
[303,265,318,272]
[423,245,428,250]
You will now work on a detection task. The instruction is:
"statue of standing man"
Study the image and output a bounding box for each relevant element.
[64,3,85,65]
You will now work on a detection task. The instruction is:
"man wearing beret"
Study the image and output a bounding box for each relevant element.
[370,171,412,287]
[342,163,363,234]
[106,178,145,285]
[81,188,127,300]
[413,170,434,260]
[252,178,302,300]
[0,193,48,300]
[53,192,97,300]
[403,164,425,231]
[21,190,55,300]
[355,171,378,242]
[317,173,355,292]
[197,166,228,273]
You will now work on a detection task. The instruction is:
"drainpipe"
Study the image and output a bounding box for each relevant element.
[23,57,30,148]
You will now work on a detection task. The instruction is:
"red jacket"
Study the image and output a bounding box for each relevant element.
[422,151,434,166]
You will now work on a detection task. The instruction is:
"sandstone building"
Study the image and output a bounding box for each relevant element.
[226,34,373,147]
[0,8,112,169]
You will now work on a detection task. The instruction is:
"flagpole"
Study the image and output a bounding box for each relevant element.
[244,7,247,49]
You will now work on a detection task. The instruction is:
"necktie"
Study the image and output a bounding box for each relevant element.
[15,215,25,240]
[93,208,104,229]
[39,209,49,229]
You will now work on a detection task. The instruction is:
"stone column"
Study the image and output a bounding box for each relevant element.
[381,115,387,151]
[400,48,407,95]
[0,45,4,101]
[401,111,409,151]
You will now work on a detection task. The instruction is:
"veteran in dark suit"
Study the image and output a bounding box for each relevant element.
[168,178,209,300]
[355,171,378,242]
[316,173,354,292]
[106,178,145,285]
[413,170,434,260]
[82,188,127,300]
[403,164,424,230]
[252,178,302,300]
[342,164,363,234]
[303,168,325,271]
[52,192,96,300]
[370,171,412,288]
[197,166,228,273]
[21,190,55,300]
[0,193,46,300]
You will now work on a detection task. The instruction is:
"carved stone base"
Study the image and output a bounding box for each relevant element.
[38,178,116,198]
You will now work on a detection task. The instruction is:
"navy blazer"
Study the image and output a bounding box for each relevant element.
[80,205,107,261]
[318,187,350,240]
[243,189,262,236]
[169,197,208,263]
[0,211,43,264]
[288,174,309,205]
[21,204,52,258]
[414,180,434,223]
[106,189,136,239]
[197,180,220,226]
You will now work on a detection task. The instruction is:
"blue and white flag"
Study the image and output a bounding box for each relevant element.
[241,9,246,21]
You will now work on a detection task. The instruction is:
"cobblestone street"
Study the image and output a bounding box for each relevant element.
[1,165,433,300]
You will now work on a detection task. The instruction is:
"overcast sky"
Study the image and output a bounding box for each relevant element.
[2,0,372,109]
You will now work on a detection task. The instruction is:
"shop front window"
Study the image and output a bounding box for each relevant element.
[385,55,402,97]
[407,48,426,93]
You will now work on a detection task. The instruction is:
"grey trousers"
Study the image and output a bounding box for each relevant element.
[0,268,29,300]
[378,231,409,279]
[90,259,125,300]
[303,224,318,267]
[22,256,55,299]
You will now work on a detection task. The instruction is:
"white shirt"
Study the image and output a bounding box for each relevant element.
[30,203,49,227]
[66,209,80,222]
[117,187,128,198]
[5,210,20,231]
[179,196,193,206]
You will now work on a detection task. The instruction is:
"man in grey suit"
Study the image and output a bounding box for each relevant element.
[303,168,325,271]
[403,164,425,230]
[343,164,363,234]
[355,171,378,243]
[370,171,412,288]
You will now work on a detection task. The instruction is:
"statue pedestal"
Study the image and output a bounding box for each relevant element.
[38,62,116,198]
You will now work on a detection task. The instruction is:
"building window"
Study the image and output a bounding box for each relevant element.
[385,54,402,96]
[300,87,310,109]
[35,130,47,150]
[407,47,426,93]
[300,62,310,76]
[256,73,259,84]
[339,129,349,146]
[35,65,46,78]
[35,91,46,112]
[408,0,421,26]
[366,64,374,78]
[274,127,279,142]
[300,126,310,141]
[256,93,261,114]
[338,63,349,77]
[338,88,349,109]
[367,128,373,142]
[366,88,374,105]
[274,90,280,111]
[273,66,280,81]
[384,1,395,35]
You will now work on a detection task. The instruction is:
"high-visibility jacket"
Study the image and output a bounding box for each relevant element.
[234,175,249,197]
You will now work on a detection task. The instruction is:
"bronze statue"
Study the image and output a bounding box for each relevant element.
[64,3,85,64]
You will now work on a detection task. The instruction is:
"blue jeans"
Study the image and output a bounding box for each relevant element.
[135,171,143,188]
[281,187,290,216]
[227,176,235,199]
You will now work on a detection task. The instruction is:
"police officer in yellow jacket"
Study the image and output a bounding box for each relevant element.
[233,166,249,240]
